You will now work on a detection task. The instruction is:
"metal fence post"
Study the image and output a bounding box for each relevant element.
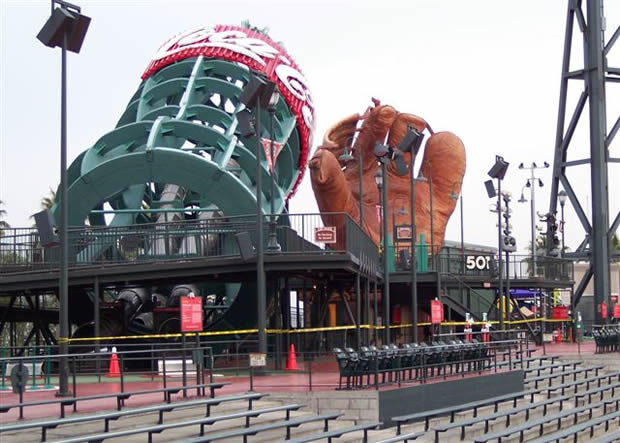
[119,354,125,394]
[182,333,187,397]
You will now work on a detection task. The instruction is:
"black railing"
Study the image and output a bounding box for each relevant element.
[0,213,380,274]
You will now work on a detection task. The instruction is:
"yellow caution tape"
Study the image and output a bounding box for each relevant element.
[59,318,573,343]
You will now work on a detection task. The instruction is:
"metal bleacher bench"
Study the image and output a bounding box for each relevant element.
[527,409,620,443]
[523,360,583,376]
[591,428,620,443]
[545,371,620,398]
[0,392,264,442]
[373,431,425,442]
[496,355,558,369]
[524,365,604,388]
[0,381,229,419]
[473,397,620,443]
[392,388,541,434]
[432,394,570,442]
[178,412,343,443]
[284,422,382,442]
[49,401,305,443]
[573,380,620,406]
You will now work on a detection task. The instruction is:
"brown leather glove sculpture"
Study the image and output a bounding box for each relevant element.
[309,102,466,252]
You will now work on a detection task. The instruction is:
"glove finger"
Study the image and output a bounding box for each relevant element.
[321,113,363,161]
[310,148,359,216]
[386,112,428,179]
[353,105,399,173]
[419,131,466,247]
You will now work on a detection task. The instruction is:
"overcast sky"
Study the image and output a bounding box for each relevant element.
[1,0,618,255]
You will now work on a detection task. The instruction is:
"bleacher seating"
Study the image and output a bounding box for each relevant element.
[385,355,620,442]
[333,338,496,390]
[593,325,620,353]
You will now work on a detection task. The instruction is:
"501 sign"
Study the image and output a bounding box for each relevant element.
[466,255,492,271]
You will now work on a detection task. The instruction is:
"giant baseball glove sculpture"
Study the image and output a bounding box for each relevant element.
[310,103,466,251]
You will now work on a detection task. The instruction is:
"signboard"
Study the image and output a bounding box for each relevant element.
[552,306,569,320]
[614,304,620,319]
[395,225,412,241]
[431,299,443,325]
[180,296,203,332]
[249,353,266,367]
[314,227,337,244]
[483,282,491,289]
[466,255,492,271]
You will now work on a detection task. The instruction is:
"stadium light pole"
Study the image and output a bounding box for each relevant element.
[558,190,567,257]
[238,74,277,358]
[37,0,91,397]
[486,155,509,331]
[374,166,390,344]
[397,127,424,343]
[518,161,550,276]
[267,93,281,252]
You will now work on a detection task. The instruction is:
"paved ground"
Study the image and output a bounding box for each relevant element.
[0,340,614,425]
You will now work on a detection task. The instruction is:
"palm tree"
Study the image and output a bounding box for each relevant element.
[40,187,57,211]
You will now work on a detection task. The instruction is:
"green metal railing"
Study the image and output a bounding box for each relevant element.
[0,213,381,275]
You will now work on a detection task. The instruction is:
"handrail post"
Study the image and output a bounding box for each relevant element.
[71,356,77,403]
[119,354,124,394]
[0,347,8,391]
[249,365,254,392]
[181,333,187,398]
[31,346,38,390]
[162,351,167,390]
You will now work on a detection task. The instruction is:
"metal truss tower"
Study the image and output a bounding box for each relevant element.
[549,0,619,324]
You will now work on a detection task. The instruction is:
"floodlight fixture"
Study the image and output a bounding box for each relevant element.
[398,126,424,155]
[391,149,408,176]
[374,142,390,158]
[487,155,509,180]
[240,74,276,109]
[37,4,91,54]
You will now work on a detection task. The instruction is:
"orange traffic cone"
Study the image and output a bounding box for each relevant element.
[106,347,121,378]
[285,344,299,371]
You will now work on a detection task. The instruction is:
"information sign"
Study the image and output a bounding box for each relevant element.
[181,296,203,332]
[249,353,266,367]
[314,227,337,244]
[431,299,443,325]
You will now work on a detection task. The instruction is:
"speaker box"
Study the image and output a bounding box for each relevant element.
[34,210,59,247]
[36,7,91,54]
[488,157,509,180]
[240,75,276,108]
[484,180,497,198]
[235,232,255,261]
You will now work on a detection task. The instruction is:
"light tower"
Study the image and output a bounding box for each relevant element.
[547,0,619,325]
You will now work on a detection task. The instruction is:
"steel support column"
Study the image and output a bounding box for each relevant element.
[548,0,616,325]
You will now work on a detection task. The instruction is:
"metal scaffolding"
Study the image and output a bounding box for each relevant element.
[548,0,620,324]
